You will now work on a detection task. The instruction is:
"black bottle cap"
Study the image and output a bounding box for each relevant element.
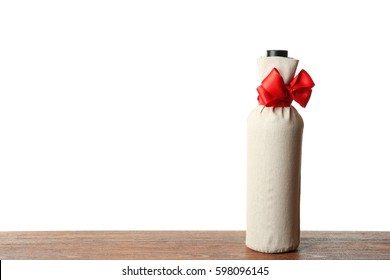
[267,50,288,57]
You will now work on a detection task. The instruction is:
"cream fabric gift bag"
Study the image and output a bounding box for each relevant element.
[246,51,313,253]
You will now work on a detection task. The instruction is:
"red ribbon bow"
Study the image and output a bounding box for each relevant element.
[257,68,315,108]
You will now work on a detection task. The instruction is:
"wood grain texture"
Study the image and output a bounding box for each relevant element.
[0,231,389,260]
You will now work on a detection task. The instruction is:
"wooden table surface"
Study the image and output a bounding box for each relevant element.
[0,231,389,260]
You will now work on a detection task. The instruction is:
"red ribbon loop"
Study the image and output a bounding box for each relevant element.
[257,68,315,108]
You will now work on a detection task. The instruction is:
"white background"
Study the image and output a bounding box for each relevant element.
[0,0,389,231]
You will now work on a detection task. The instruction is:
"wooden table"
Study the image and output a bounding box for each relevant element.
[0,231,389,260]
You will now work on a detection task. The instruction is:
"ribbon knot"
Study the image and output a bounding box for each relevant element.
[257,68,315,108]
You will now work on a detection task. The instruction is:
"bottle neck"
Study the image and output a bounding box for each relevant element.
[257,56,299,84]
